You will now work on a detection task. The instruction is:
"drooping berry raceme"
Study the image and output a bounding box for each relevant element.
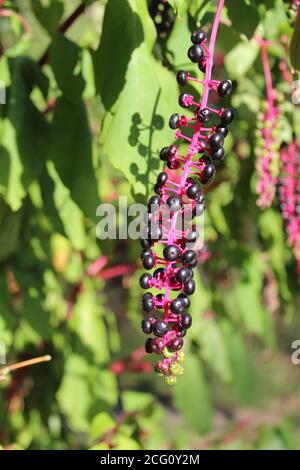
[255,38,281,209]
[279,140,300,279]
[139,0,234,384]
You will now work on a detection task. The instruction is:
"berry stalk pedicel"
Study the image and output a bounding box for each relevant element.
[139,0,234,384]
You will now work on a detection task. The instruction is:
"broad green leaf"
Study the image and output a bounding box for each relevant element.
[290,6,300,72]
[69,280,109,364]
[91,412,115,439]
[226,0,260,39]
[122,391,153,412]
[49,33,85,104]
[224,40,260,79]
[49,97,98,219]
[31,0,64,36]
[47,161,86,250]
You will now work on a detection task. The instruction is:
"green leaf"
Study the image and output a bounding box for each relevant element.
[122,391,153,413]
[31,0,64,36]
[47,161,86,250]
[224,39,260,79]
[290,6,300,72]
[168,0,185,16]
[91,412,115,439]
[96,0,178,196]
[174,353,213,433]
[49,97,98,219]
[50,33,85,104]
[69,280,109,364]
[226,0,260,39]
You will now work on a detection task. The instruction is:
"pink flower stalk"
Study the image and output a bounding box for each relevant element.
[255,38,280,209]
[139,0,235,384]
[279,140,300,279]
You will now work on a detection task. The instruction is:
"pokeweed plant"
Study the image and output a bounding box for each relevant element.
[279,139,300,279]
[255,37,281,209]
[138,0,236,384]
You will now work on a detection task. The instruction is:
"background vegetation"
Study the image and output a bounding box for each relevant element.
[0,0,300,450]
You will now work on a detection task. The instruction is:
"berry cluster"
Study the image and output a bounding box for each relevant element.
[139,0,232,384]
[255,38,281,209]
[149,0,174,38]
[284,0,300,24]
[279,140,300,279]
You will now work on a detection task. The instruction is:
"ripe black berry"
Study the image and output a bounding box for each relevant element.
[209,132,224,149]
[201,161,216,185]
[163,244,181,261]
[145,338,153,353]
[179,93,192,108]
[216,124,229,137]
[139,273,152,289]
[151,338,165,354]
[191,29,207,44]
[211,147,225,162]
[220,108,235,125]
[170,298,185,314]
[217,80,232,98]
[176,70,188,86]
[148,195,160,211]
[141,249,152,260]
[141,318,152,334]
[167,195,183,212]
[176,267,192,284]
[183,279,196,295]
[187,184,201,200]
[177,293,190,308]
[140,238,151,249]
[187,44,204,62]
[181,313,192,329]
[153,267,166,279]
[182,250,197,266]
[169,113,180,129]
[142,254,156,270]
[142,297,154,313]
[197,108,211,123]
[160,146,169,161]
[157,172,168,186]
[152,320,168,337]
[154,183,163,195]
[168,337,184,352]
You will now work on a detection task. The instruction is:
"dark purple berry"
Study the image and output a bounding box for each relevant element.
[177,293,190,308]
[183,279,196,295]
[152,320,168,337]
[182,250,197,266]
[153,267,166,279]
[145,338,153,353]
[170,298,185,314]
[197,108,211,123]
[191,29,207,44]
[142,318,152,334]
[176,70,188,86]
[209,132,224,149]
[217,80,232,98]
[179,93,192,108]
[157,172,168,186]
[216,124,229,137]
[167,195,183,212]
[147,195,160,211]
[221,108,235,125]
[152,338,165,354]
[140,273,152,289]
[163,244,181,261]
[211,147,225,162]
[169,113,180,129]
[154,183,163,195]
[160,147,169,161]
[201,161,216,185]
[187,184,201,200]
[142,254,155,270]
[168,337,184,352]
[181,313,192,329]
[148,224,163,240]
[188,44,204,63]
[176,267,192,284]
[168,144,178,156]
[140,238,151,249]
[141,249,152,260]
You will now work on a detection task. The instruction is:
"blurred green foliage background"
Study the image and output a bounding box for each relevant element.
[0,0,300,450]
